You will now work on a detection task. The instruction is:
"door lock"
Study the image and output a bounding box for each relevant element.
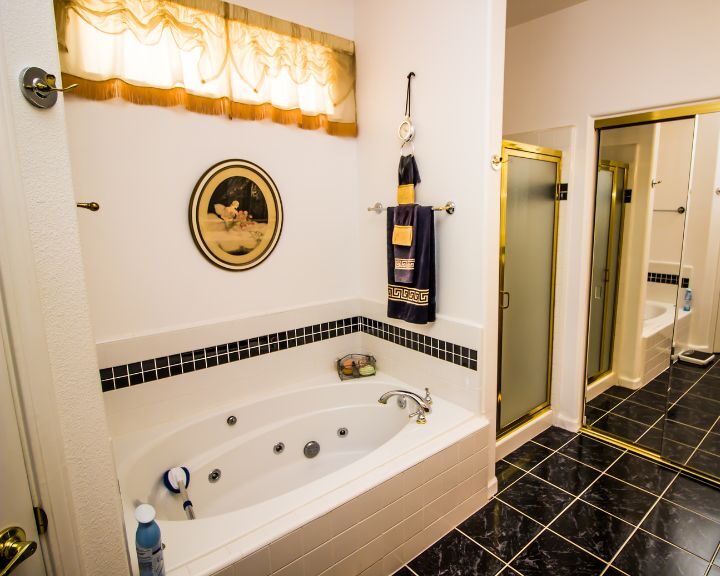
[0,526,37,575]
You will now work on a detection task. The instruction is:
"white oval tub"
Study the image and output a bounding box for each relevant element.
[113,377,484,575]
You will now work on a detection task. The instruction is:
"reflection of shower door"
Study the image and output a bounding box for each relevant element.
[497,141,561,436]
[587,162,627,382]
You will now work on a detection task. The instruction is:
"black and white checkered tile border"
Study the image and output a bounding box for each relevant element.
[99,316,478,392]
[647,272,680,285]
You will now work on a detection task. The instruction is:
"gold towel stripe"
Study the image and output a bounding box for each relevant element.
[388,284,429,305]
[392,225,413,246]
[397,184,415,205]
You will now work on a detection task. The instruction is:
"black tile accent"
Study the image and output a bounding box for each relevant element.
[98,315,479,392]
[114,376,129,388]
[408,530,505,576]
[458,499,542,561]
[613,529,708,576]
[647,272,680,285]
[623,189,632,203]
[552,499,634,561]
[681,277,690,289]
[129,373,143,385]
[511,530,606,576]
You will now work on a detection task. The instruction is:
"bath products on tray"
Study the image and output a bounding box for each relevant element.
[136,504,165,576]
[337,354,376,380]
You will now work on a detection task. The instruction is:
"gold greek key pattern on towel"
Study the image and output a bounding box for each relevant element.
[394,258,415,270]
[388,284,429,305]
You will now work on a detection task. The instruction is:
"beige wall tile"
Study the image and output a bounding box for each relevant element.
[270,529,304,572]
[213,546,270,576]
[358,559,386,576]
[272,556,304,576]
[303,541,334,576]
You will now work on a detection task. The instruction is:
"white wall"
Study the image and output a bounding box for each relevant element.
[65,0,357,344]
[504,0,720,428]
[354,0,506,457]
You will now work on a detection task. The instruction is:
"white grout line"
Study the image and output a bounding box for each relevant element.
[453,527,510,566]
[404,564,421,576]
[499,443,629,572]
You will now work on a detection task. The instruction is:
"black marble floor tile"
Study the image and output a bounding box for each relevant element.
[676,393,720,416]
[661,420,707,446]
[688,449,720,477]
[689,379,720,402]
[626,388,668,411]
[592,413,649,442]
[495,460,526,492]
[636,425,695,463]
[496,569,521,575]
[531,426,576,450]
[551,500,634,561]
[393,568,413,576]
[584,406,606,425]
[498,474,574,524]
[503,442,553,472]
[530,452,599,495]
[588,393,623,411]
[612,529,708,576]
[641,498,720,561]
[559,435,624,471]
[603,567,627,576]
[605,385,635,399]
[606,453,676,494]
[671,366,704,382]
[664,474,720,523]
[667,404,718,429]
[643,378,670,396]
[674,362,708,375]
[458,499,542,562]
[580,475,657,524]
[611,401,664,425]
[698,431,720,454]
[510,530,606,576]
[408,530,505,576]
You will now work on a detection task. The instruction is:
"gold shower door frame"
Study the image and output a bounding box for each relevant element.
[587,160,629,384]
[497,140,562,438]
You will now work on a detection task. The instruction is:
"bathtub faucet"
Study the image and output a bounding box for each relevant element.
[378,390,431,424]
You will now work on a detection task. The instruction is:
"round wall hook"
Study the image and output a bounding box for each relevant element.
[20,67,77,109]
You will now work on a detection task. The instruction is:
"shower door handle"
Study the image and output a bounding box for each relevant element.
[500,291,511,309]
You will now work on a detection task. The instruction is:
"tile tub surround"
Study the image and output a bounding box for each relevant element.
[211,428,489,576]
[99,316,479,392]
[394,427,720,576]
[586,358,720,478]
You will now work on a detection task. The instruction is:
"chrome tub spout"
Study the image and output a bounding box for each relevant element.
[378,390,431,424]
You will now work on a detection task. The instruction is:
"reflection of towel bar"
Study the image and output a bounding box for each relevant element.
[367,201,455,215]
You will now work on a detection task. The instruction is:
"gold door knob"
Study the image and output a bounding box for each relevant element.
[0,527,37,576]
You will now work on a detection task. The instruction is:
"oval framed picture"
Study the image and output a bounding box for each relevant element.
[189,159,283,271]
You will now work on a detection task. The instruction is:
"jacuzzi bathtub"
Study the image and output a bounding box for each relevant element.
[113,376,483,575]
[641,300,691,384]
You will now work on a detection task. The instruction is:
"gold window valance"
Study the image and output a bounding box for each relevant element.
[54,0,357,136]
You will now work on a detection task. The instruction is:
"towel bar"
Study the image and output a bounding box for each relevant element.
[367,201,455,215]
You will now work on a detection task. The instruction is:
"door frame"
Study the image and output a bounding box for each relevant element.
[497,140,562,437]
[587,161,629,384]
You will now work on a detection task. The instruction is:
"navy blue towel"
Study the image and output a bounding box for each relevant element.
[387,206,436,324]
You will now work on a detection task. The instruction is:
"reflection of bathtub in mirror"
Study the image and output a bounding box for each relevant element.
[641,300,691,385]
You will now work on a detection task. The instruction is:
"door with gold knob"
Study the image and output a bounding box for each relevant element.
[0,313,45,575]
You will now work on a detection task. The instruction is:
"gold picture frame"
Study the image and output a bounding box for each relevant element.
[189,159,283,271]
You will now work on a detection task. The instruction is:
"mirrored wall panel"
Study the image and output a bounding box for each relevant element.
[584,110,720,480]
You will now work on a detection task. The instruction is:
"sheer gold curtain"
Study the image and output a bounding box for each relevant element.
[54,0,357,136]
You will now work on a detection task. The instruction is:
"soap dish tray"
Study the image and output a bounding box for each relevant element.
[336,354,376,380]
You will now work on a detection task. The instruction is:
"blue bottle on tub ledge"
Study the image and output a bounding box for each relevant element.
[135,504,165,576]
[683,288,693,312]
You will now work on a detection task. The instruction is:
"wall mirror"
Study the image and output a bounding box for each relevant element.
[583,104,720,482]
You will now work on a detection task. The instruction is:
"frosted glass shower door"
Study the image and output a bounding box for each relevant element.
[498,142,561,435]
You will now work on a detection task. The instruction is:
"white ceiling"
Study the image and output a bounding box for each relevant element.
[506,0,588,28]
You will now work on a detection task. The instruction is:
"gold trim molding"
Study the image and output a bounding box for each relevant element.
[594,99,720,130]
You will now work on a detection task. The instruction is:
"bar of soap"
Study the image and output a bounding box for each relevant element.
[359,365,375,376]
[342,366,354,375]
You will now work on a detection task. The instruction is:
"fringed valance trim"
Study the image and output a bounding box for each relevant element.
[62,74,358,137]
